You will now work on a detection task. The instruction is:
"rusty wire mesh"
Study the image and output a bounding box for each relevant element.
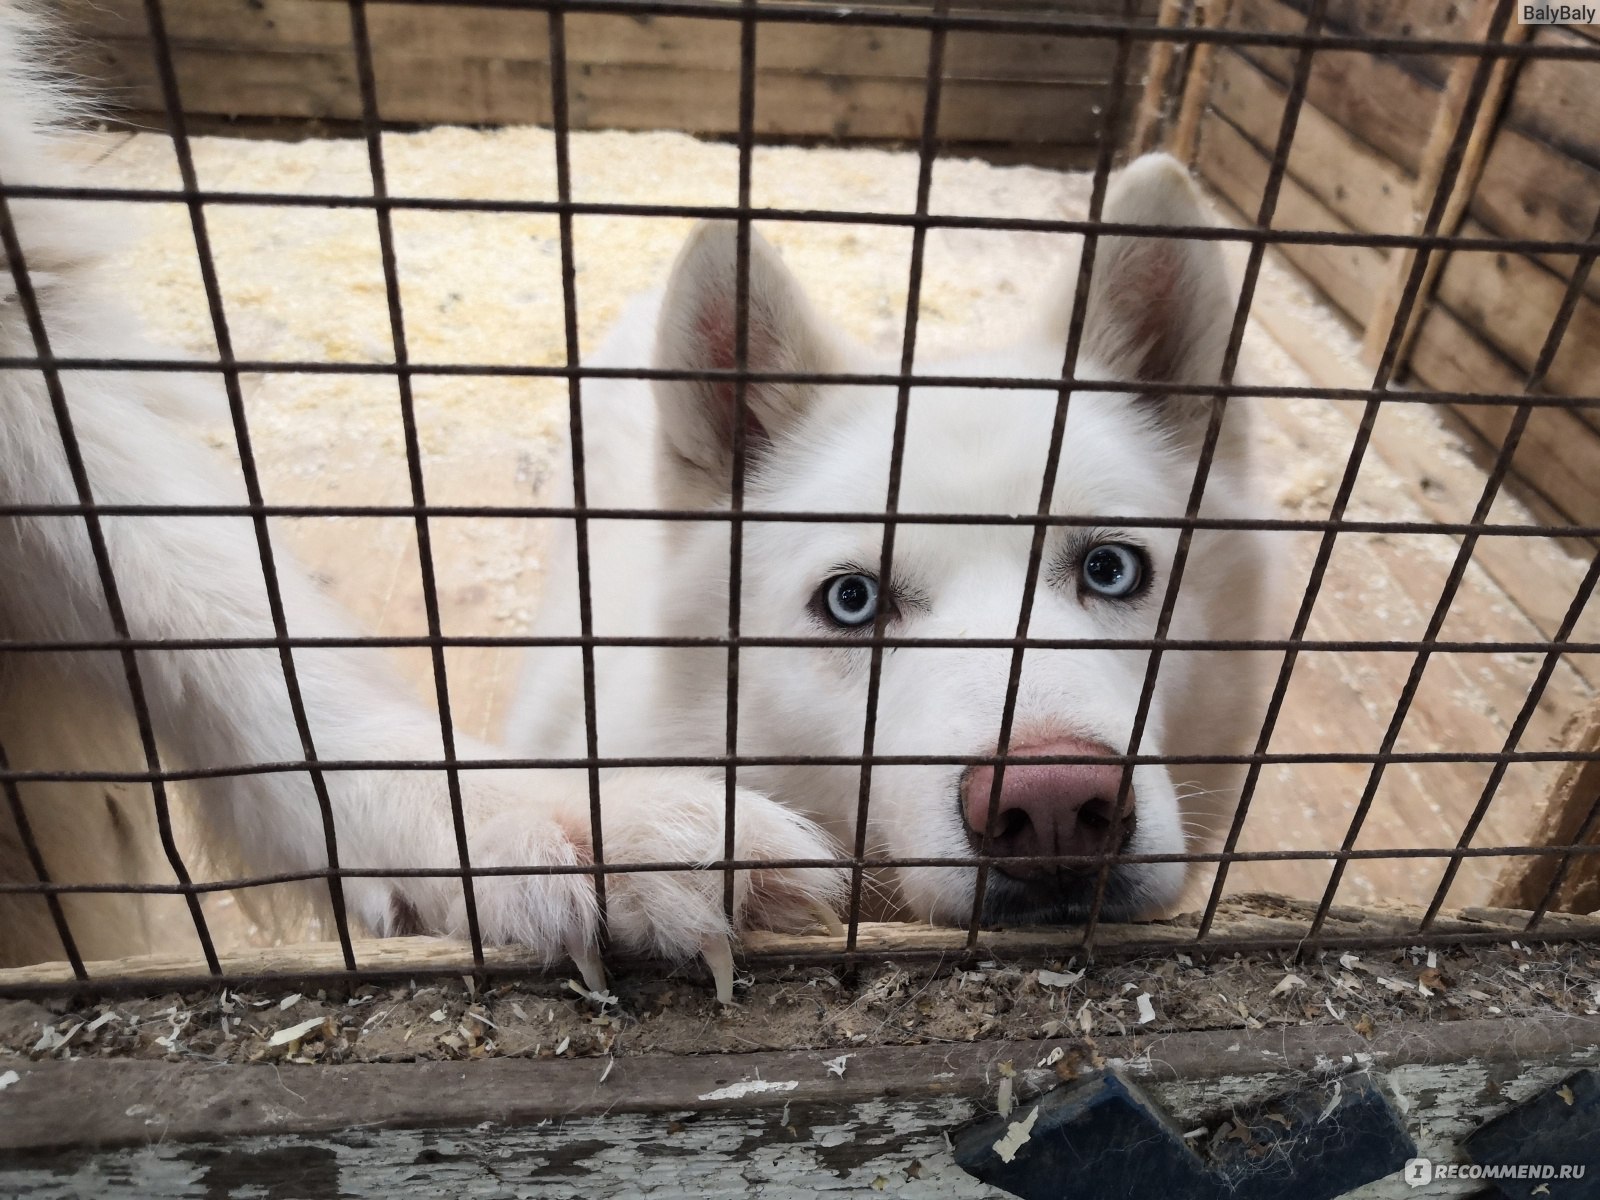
[1,0,1599,993]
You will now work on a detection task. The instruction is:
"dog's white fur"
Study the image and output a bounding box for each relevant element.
[510,166,1276,926]
[2,2,1272,977]
[0,4,843,983]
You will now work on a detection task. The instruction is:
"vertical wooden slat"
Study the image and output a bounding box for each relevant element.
[1129,0,1189,155]
[1167,0,1232,163]
[1358,0,1530,370]
[1490,704,1600,914]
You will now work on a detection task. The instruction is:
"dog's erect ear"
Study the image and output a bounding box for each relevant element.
[1049,154,1238,399]
[653,221,838,500]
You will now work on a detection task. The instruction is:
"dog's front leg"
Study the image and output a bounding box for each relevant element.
[0,356,843,987]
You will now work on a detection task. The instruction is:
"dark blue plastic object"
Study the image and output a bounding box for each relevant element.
[1463,1068,1600,1200]
[953,1067,1415,1200]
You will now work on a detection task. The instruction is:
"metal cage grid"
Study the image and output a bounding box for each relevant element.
[1,0,1599,993]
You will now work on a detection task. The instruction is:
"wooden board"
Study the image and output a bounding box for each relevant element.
[1408,303,1600,529]
[1195,0,1600,554]
[1286,0,1483,87]
[1224,227,1599,681]
[1206,48,1414,237]
[1357,0,1527,371]
[1492,703,1600,913]
[57,0,1152,147]
[4,1014,1600,1197]
[1431,219,1600,417]
[1129,0,1187,155]
[7,903,1600,992]
[68,37,1141,145]
[1469,127,1600,304]
[61,0,1159,79]
[1227,0,1441,175]
[1195,110,1389,323]
[1501,27,1600,171]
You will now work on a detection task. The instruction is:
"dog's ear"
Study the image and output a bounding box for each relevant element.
[1049,154,1238,416]
[653,221,837,500]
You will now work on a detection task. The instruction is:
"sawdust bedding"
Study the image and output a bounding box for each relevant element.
[3,898,1597,1066]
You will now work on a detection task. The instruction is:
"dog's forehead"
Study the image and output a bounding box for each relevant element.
[764,382,1185,521]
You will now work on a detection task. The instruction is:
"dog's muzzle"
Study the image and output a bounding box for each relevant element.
[961,735,1139,923]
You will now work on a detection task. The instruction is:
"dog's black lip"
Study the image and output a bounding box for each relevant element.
[977,870,1144,926]
[947,770,1148,925]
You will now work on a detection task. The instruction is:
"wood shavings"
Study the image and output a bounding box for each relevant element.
[566,979,619,1008]
[266,1016,329,1048]
[31,1022,81,1054]
[702,935,737,1007]
[1038,968,1085,988]
[993,1106,1039,1164]
[1317,1080,1343,1124]
[1271,973,1306,997]
[5,903,1594,1065]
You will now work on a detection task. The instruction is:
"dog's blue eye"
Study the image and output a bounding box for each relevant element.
[822,574,880,627]
[1081,544,1145,599]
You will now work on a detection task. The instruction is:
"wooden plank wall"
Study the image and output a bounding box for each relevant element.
[1183,0,1600,530]
[53,0,1158,160]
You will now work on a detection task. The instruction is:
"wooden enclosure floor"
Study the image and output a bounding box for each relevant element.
[63,123,1596,945]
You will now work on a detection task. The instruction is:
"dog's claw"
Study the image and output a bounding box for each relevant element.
[810,899,845,937]
[567,936,607,995]
[702,934,736,1005]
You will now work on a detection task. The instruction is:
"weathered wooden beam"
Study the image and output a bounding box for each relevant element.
[1207,49,1413,238]
[1129,0,1190,156]
[1407,302,1600,530]
[5,903,1600,994]
[1226,0,1441,174]
[1195,110,1389,324]
[1212,219,1598,690]
[3,1014,1599,1197]
[1492,703,1600,915]
[54,0,1152,148]
[1357,0,1529,371]
[1166,0,1230,164]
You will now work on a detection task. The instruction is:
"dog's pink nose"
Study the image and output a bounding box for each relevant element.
[963,737,1133,878]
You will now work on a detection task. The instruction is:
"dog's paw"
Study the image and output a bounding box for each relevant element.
[356,768,844,1002]
[354,780,604,980]
[591,770,848,999]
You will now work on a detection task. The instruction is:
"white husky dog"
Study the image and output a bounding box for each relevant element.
[0,5,842,993]
[2,5,1269,994]
[510,158,1275,933]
